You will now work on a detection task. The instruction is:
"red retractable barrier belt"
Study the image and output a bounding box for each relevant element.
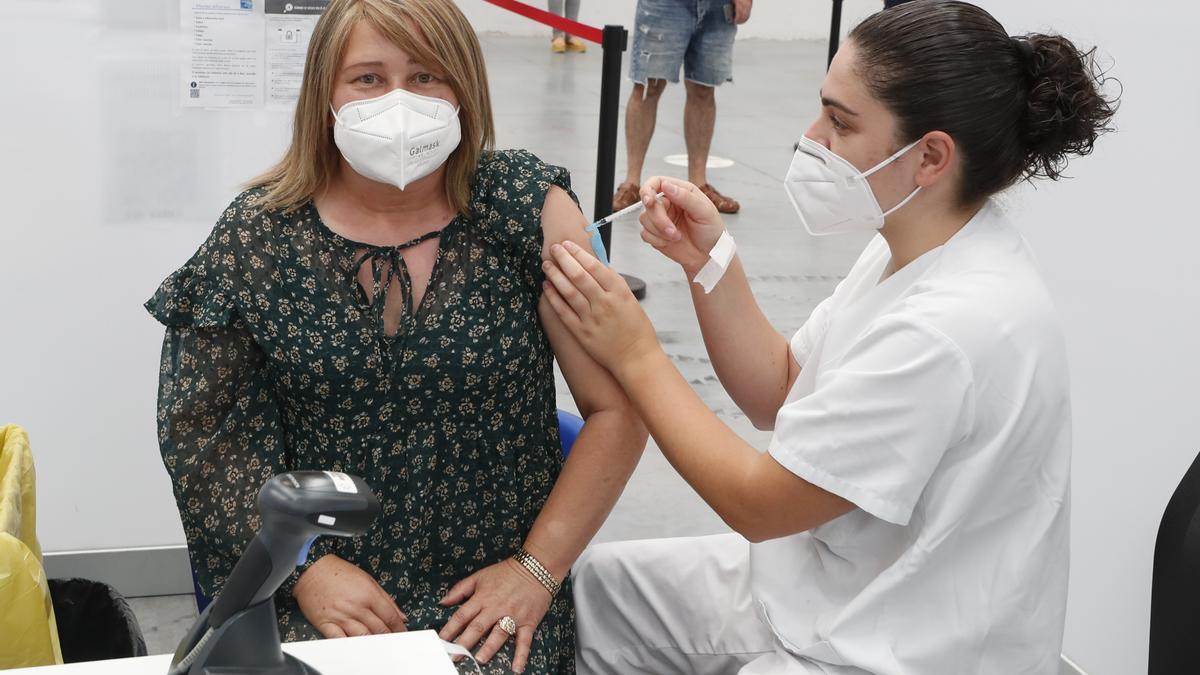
[481,0,605,44]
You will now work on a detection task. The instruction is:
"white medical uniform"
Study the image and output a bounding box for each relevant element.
[575,200,1072,674]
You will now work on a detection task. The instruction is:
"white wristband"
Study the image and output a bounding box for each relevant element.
[691,230,736,294]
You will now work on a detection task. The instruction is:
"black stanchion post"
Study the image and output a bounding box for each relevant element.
[594,25,624,250]
[593,24,647,300]
[827,0,844,70]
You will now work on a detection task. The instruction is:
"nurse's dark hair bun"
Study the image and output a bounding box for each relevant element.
[850,1,1119,206]
[1017,33,1118,182]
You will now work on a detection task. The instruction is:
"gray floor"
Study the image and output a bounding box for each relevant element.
[129,34,871,657]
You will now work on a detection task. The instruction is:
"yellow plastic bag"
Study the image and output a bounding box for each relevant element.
[0,424,63,668]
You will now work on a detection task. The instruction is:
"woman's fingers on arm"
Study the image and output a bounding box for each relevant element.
[511,625,534,674]
[549,244,606,301]
[542,284,583,330]
[542,259,591,316]
[563,241,623,294]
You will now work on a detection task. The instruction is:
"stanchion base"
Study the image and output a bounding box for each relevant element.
[621,274,647,301]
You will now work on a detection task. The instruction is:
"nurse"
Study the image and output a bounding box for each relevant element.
[541,2,1116,674]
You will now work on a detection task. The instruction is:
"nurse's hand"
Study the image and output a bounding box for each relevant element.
[638,177,727,276]
[541,241,660,375]
[294,554,408,638]
[438,559,552,673]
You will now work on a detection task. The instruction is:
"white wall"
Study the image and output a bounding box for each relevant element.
[0,0,296,552]
[459,0,883,41]
[981,2,1200,673]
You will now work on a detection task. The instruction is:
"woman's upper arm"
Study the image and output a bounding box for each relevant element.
[537,186,635,419]
[157,320,282,474]
[157,320,299,594]
[147,194,321,590]
[540,185,591,257]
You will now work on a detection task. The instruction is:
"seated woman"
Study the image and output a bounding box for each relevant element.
[145,1,646,672]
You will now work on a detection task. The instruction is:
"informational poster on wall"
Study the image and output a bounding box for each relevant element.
[266,1,330,106]
[181,0,329,109]
[181,0,264,107]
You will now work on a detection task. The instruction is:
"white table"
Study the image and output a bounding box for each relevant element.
[7,630,459,674]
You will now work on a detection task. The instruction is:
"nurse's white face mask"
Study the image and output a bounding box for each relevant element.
[783,136,922,236]
[330,87,461,190]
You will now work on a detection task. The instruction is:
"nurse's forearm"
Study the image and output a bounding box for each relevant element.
[609,348,805,540]
[616,348,755,528]
[520,407,645,581]
[683,255,793,429]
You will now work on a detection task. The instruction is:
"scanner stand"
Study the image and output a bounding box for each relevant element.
[172,598,319,675]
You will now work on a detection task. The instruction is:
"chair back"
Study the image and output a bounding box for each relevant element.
[1149,450,1200,673]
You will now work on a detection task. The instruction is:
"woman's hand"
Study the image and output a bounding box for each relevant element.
[638,177,728,275]
[294,554,408,638]
[438,559,553,674]
[540,241,661,377]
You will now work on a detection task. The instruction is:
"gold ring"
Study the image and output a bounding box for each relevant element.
[497,616,517,637]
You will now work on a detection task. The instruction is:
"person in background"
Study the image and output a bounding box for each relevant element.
[612,0,752,215]
[548,0,587,53]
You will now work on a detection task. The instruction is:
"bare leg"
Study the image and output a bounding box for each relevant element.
[623,79,668,185]
[683,80,716,186]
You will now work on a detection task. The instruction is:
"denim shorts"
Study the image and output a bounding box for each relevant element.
[630,0,737,87]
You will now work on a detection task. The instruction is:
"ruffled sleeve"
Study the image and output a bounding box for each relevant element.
[145,196,335,606]
[469,149,581,294]
[145,265,235,329]
[145,199,244,329]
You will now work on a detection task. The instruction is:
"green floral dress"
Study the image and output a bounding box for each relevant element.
[147,150,576,674]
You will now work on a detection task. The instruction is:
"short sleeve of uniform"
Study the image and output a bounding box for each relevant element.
[769,316,975,525]
[790,296,835,368]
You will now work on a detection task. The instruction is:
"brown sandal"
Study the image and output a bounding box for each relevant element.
[612,181,641,211]
[700,183,740,214]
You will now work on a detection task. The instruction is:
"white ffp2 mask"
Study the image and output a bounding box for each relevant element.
[783,136,921,236]
[331,88,461,190]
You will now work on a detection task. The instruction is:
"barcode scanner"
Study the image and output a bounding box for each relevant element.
[168,471,380,675]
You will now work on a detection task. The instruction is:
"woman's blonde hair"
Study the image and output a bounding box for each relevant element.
[249,0,495,214]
